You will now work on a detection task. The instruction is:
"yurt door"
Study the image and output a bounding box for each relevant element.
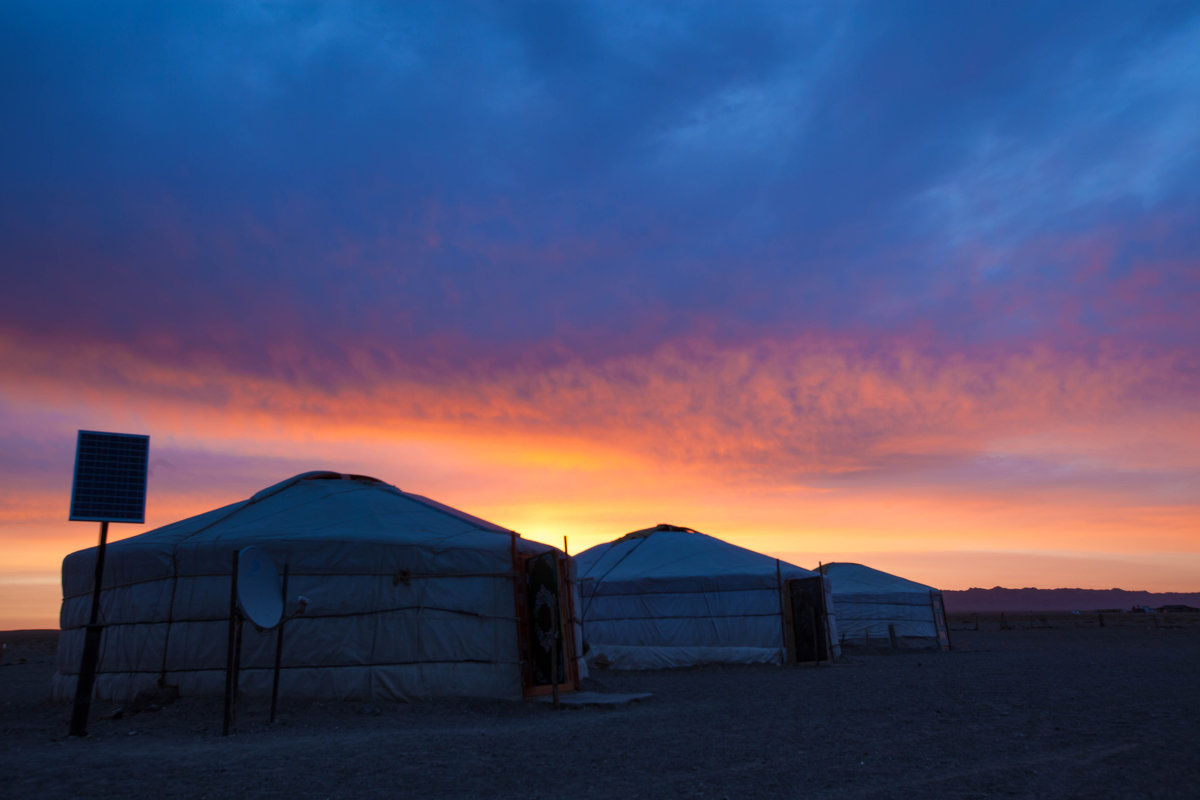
[931,591,951,651]
[518,552,576,696]
[788,576,831,663]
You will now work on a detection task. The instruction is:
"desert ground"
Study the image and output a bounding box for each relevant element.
[2,613,1197,799]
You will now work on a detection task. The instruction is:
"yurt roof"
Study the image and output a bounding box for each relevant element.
[107,471,521,551]
[818,562,937,594]
[578,523,816,584]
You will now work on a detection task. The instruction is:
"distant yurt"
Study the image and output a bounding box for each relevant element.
[817,562,950,650]
[577,524,839,669]
[55,471,582,702]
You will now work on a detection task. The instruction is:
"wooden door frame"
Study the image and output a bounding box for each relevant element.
[516,550,580,697]
[785,576,830,665]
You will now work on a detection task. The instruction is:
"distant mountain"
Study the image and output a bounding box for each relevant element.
[942,587,1200,613]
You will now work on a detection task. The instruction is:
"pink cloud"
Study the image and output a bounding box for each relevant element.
[3,329,1196,478]
[2,326,1197,629]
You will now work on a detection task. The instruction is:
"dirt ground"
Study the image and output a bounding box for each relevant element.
[2,614,1198,799]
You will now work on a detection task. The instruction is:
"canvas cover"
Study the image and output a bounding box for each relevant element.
[577,525,838,669]
[818,562,949,647]
[54,471,583,702]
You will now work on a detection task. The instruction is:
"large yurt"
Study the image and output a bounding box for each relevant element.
[817,562,950,649]
[55,472,582,702]
[577,524,839,669]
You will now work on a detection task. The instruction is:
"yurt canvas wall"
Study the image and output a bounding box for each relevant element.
[55,472,583,703]
[577,524,839,669]
[818,562,950,649]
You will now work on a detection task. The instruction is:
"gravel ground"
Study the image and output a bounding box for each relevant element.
[2,615,1198,799]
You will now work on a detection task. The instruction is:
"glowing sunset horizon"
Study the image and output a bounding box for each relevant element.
[2,3,1198,630]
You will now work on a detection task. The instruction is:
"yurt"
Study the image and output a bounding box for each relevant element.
[577,524,839,669]
[55,471,582,702]
[817,562,950,650]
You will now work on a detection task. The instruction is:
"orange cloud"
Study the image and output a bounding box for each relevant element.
[2,329,1197,629]
[4,331,1194,469]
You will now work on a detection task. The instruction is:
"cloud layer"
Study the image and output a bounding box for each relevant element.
[2,2,1198,625]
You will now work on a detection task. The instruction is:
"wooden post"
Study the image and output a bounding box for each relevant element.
[223,550,240,736]
[269,563,289,724]
[775,560,787,664]
[888,624,899,649]
[928,590,941,647]
[808,606,819,668]
[560,537,574,690]
[780,578,796,664]
[939,593,953,651]
[233,614,244,700]
[929,590,950,651]
[550,595,560,710]
[550,553,562,709]
[817,566,834,663]
[565,554,582,691]
[510,532,531,692]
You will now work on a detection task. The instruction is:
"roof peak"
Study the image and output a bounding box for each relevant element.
[249,471,387,502]
[616,523,698,542]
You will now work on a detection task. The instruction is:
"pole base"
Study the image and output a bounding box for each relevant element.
[69,624,104,737]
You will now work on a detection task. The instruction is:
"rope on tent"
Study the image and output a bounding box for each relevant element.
[157,546,182,684]
[57,601,526,654]
[66,656,524,679]
[61,568,522,601]
[578,531,657,621]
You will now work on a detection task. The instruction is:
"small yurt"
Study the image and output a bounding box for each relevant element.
[577,524,839,669]
[55,472,582,702]
[817,562,950,649]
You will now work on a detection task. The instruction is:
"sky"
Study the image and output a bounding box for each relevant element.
[2,1,1198,629]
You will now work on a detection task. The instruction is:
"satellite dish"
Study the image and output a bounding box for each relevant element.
[237,546,283,628]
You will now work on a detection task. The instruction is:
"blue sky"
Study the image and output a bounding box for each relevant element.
[5,1,1196,368]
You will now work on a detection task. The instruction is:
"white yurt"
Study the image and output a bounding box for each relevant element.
[577,524,839,669]
[55,471,582,702]
[817,562,950,649]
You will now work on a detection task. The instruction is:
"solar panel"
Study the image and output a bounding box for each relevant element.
[69,430,150,523]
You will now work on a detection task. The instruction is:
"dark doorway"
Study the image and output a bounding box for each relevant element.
[788,577,830,663]
[931,591,951,651]
[520,553,577,694]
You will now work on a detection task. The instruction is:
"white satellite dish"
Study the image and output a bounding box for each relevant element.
[237,546,283,628]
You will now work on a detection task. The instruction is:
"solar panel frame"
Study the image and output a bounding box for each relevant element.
[69,430,150,523]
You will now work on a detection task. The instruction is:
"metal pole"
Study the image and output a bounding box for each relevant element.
[69,521,109,737]
[85,521,109,628]
[270,564,289,724]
